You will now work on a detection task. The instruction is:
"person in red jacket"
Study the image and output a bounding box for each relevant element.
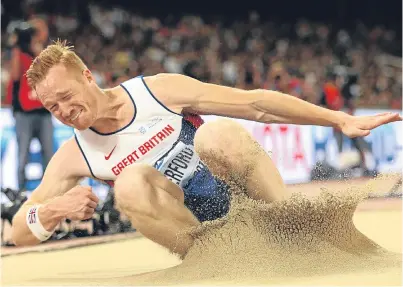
[6,20,54,190]
[320,71,376,176]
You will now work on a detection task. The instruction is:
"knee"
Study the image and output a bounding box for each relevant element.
[194,119,250,155]
[115,163,156,188]
[114,164,160,218]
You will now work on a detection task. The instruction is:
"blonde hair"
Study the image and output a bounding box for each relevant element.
[26,39,88,89]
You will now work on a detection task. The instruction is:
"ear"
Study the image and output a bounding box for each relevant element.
[82,69,94,83]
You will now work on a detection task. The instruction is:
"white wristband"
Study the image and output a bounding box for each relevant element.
[26,205,54,241]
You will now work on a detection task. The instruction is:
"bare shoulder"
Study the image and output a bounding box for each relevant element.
[143,73,202,89]
[142,73,187,95]
[143,72,181,83]
[142,73,205,112]
[140,73,252,117]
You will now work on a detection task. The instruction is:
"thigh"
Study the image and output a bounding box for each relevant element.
[114,163,185,206]
[194,118,288,203]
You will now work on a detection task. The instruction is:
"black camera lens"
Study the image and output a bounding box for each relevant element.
[14,22,37,55]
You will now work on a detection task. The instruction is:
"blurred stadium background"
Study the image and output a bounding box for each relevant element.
[1,0,402,246]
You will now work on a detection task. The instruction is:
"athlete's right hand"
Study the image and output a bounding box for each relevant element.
[50,186,99,221]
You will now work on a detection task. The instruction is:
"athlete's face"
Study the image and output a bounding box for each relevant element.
[35,64,99,130]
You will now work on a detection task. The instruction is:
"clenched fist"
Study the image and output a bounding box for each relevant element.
[51,185,99,221]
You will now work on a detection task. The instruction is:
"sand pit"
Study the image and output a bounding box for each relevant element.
[2,178,402,286]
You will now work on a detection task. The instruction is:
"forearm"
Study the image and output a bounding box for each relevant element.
[253,90,348,128]
[11,200,65,246]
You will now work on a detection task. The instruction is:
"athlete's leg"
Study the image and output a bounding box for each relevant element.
[113,163,200,257]
[194,119,290,203]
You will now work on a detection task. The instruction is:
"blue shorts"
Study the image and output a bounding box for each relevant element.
[182,165,231,222]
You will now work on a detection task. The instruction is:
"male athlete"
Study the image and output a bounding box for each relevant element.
[11,41,401,257]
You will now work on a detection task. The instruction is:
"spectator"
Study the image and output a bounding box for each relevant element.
[5,19,54,191]
[2,4,401,110]
[319,70,376,175]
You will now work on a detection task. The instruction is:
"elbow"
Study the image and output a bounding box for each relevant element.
[254,111,273,123]
[10,214,39,247]
[11,225,36,247]
[255,113,286,124]
[10,222,24,246]
[252,108,289,124]
[11,231,23,247]
[10,216,24,246]
[250,101,276,123]
[249,89,290,124]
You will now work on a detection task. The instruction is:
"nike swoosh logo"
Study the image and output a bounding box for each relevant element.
[105,145,117,160]
[155,158,164,170]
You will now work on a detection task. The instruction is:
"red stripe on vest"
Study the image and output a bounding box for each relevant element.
[184,113,204,129]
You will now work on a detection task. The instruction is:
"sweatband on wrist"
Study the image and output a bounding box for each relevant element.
[26,205,54,241]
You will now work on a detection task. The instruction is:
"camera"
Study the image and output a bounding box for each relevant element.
[9,21,37,55]
[1,188,28,224]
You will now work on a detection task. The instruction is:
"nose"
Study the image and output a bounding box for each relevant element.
[59,104,74,119]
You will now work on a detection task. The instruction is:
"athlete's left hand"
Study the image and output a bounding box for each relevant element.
[339,112,402,138]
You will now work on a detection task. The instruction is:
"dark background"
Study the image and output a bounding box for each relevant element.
[2,0,402,34]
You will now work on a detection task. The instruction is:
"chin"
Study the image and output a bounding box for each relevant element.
[73,121,92,130]
[70,112,92,129]
[73,125,88,131]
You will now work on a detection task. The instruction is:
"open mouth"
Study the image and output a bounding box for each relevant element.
[71,109,82,121]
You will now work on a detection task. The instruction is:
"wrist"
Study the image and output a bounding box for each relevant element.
[333,111,350,130]
[26,204,59,242]
[41,200,66,222]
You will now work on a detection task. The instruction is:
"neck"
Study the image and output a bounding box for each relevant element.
[90,86,134,134]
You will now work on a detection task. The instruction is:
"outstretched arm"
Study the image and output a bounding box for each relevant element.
[145,73,402,138]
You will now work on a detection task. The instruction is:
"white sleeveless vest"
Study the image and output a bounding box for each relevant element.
[74,76,203,188]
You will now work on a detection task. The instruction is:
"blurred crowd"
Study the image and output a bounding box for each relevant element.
[2,4,402,109]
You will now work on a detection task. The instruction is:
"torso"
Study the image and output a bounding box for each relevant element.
[74,76,205,189]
